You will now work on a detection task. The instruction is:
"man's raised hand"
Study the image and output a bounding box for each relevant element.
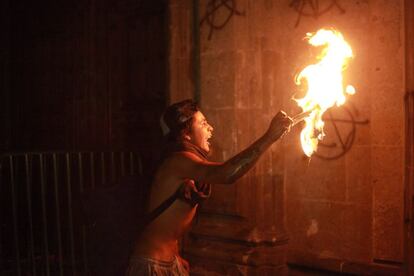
[266,111,293,141]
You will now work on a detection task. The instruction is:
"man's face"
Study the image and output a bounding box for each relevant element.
[188,111,213,152]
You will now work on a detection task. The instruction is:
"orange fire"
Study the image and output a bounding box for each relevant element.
[294,29,355,157]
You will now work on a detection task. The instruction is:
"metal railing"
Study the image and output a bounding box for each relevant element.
[0,151,143,276]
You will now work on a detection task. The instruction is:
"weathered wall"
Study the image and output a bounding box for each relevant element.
[285,0,405,268]
[404,0,414,274]
[169,0,194,103]
[169,0,406,274]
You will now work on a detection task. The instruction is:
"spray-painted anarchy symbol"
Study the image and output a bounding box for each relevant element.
[289,0,346,28]
[312,102,369,160]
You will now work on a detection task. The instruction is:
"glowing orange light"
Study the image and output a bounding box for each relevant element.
[294,28,355,157]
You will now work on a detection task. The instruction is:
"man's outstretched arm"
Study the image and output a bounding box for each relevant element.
[176,111,292,184]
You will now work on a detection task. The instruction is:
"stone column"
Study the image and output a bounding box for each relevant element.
[168,0,194,103]
[404,0,414,274]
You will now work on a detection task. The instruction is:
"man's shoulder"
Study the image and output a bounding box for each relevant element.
[164,151,205,163]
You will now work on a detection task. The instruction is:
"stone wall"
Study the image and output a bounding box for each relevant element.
[404,0,414,275]
[285,0,405,267]
[169,0,406,274]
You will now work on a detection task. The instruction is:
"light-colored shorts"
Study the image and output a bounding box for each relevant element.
[126,255,189,276]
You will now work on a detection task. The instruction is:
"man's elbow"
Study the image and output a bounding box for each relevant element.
[205,165,237,185]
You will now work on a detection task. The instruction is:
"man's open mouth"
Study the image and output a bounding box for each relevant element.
[206,135,212,146]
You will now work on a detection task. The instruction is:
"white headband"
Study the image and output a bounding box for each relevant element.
[160,114,170,136]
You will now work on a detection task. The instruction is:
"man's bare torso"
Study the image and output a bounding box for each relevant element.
[131,153,198,262]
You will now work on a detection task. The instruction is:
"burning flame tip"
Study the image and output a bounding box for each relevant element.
[295,28,355,157]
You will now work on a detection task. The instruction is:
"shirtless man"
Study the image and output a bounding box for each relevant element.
[126,99,292,276]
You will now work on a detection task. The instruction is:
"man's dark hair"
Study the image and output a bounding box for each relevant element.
[161,99,199,142]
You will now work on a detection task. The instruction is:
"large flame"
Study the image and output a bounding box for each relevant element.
[295,29,355,157]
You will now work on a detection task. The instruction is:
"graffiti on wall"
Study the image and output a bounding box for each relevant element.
[313,101,369,160]
[200,0,245,40]
[289,0,346,28]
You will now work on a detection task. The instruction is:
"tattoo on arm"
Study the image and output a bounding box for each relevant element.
[226,148,261,183]
[209,133,273,184]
